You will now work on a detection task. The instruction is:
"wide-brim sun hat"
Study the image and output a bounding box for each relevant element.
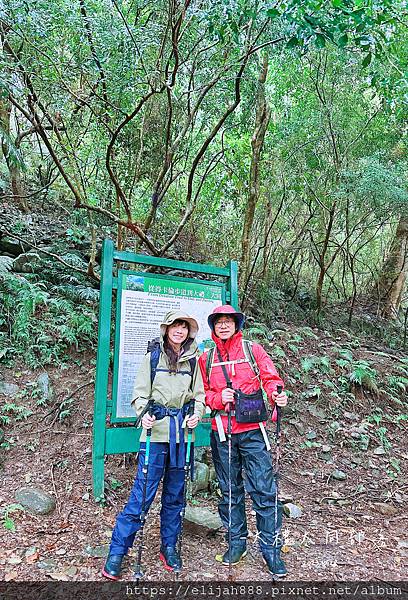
[207,304,245,332]
[160,310,199,339]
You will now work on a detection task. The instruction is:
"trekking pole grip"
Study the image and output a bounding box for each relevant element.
[146,403,153,438]
[143,402,154,471]
[185,400,195,474]
[276,385,283,437]
[187,400,195,434]
[226,382,235,413]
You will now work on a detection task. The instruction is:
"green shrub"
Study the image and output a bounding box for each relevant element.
[0,270,98,367]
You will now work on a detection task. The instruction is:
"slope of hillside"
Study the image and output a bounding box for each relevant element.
[0,325,407,582]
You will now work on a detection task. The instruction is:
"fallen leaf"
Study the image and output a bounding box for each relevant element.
[48,572,70,581]
[45,543,57,551]
[5,570,18,581]
[26,551,40,564]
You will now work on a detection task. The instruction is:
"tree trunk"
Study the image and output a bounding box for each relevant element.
[240,54,271,288]
[0,98,27,211]
[374,216,408,319]
[315,201,337,316]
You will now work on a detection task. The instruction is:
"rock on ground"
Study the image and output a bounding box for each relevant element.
[0,382,19,397]
[184,505,222,536]
[15,487,56,515]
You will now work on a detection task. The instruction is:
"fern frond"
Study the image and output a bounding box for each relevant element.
[301,356,317,372]
[272,345,287,359]
[337,348,353,362]
[299,327,318,339]
[55,284,99,303]
[318,356,332,373]
[349,360,378,392]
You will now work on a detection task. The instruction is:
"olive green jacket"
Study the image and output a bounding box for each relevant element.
[131,338,205,443]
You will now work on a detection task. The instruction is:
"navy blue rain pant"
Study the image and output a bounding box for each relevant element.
[210,428,283,552]
[109,442,185,555]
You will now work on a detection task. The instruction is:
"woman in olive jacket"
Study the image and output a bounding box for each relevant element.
[102,310,205,580]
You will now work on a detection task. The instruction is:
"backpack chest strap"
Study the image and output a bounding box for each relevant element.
[154,368,193,376]
[212,358,249,377]
[205,340,259,380]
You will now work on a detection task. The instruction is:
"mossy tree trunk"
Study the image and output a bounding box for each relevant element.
[240,54,271,290]
[0,98,27,212]
[374,216,408,318]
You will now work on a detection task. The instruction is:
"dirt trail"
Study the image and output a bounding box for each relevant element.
[0,350,407,582]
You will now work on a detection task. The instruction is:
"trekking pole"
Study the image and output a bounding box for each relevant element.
[134,402,153,581]
[226,382,234,582]
[175,400,196,580]
[273,384,283,579]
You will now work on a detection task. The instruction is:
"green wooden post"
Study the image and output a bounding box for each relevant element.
[92,239,114,499]
[228,260,239,309]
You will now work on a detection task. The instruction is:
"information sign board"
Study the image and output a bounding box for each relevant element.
[92,240,238,498]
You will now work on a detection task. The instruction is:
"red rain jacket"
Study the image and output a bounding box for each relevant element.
[198,331,284,434]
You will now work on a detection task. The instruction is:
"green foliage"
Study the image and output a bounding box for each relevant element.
[341,157,408,217]
[0,270,98,367]
[271,346,287,360]
[301,356,316,373]
[348,360,378,392]
[1,504,24,532]
[301,355,332,374]
[337,348,354,362]
[299,327,318,339]
[108,477,123,491]
[387,374,408,393]
[300,439,321,450]
[375,426,392,451]
[0,0,407,353]
[334,350,380,394]
[386,457,401,480]
[95,494,107,507]
[287,343,299,353]
[302,385,321,399]
[245,322,270,341]
[0,401,33,425]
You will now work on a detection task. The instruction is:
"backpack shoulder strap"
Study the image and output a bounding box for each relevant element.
[188,357,197,390]
[242,339,260,380]
[149,341,161,385]
[205,347,215,381]
[147,336,160,353]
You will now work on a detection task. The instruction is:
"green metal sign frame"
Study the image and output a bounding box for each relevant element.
[92,239,238,499]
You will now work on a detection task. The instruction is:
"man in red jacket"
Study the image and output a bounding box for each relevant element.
[199,305,288,577]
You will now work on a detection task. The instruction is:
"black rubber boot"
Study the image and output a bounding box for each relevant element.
[159,545,181,571]
[262,549,287,578]
[102,554,124,580]
[221,542,247,566]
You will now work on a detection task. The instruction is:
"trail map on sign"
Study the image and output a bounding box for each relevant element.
[114,272,223,419]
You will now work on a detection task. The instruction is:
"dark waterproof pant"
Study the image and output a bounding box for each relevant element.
[210,428,283,552]
[109,442,185,555]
